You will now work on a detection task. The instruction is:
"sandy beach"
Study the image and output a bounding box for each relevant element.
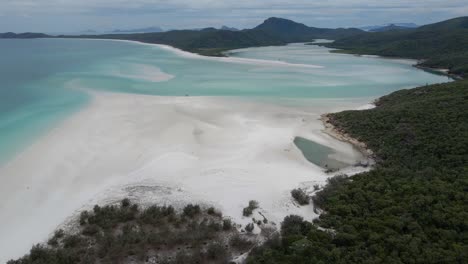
[0,90,369,262]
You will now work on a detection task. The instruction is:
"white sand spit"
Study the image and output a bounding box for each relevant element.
[0,92,368,262]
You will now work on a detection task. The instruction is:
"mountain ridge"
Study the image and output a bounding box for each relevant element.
[323,16,468,77]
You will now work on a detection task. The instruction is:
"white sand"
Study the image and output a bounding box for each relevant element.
[0,91,370,262]
[112,63,174,82]
[102,39,324,69]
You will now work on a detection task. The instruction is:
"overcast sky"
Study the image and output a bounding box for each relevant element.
[1,0,467,33]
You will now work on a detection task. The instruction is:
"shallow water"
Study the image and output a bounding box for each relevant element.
[294,137,351,170]
[0,39,449,164]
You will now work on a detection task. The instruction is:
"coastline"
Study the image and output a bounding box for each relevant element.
[0,39,454,262]
[320,113,374,161]
[311,43,459,81]
[1,90,371,262]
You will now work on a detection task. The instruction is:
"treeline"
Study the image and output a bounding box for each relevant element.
[247,81,468,263]
[324,17,468,77]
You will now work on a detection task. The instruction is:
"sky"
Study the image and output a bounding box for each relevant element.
[0,0,467,33]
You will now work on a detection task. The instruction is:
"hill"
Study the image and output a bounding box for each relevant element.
[360,23,418,31]
[254,17,364,42]
[221,26,239,31]
[112,26,164,33]
[369,24,414,32]
[323,16,468,77]
[59,17,363,56]
[248,80,468,264]
[0,32,50,38]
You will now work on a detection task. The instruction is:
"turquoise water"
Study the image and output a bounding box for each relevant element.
[0,39,450,165]
[294,137,349,170]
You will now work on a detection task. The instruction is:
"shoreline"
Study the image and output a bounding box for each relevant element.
[320,113,374,161]
[67,38,324,69]
[0,39,453,262]
[1,90,371,262]
[311,43,460,81]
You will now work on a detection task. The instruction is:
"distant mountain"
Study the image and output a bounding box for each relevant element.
[361,23,418,31]
[0,32,50,38]
[254,17,364,41]
[221,26,239,31]
[325,16,468,77]
[82,29,97,33]
[60,17,363,56]
[369,24,416,32]
[112,26,164,33]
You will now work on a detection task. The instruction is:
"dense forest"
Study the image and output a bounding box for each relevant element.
[324,17,468,77]
[247,80,468,263]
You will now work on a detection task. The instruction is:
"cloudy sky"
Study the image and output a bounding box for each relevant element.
[0,0,467,33]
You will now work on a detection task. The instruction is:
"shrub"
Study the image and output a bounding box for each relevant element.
[281,215,312,237]
[183,204,201,217]
[230,234,254,251]
[121,198,131,207]
[291,188,309,205]
[82,224,100,236]
[223,219,233,230]
[243,200,259,217]
[207,207,216,215]
[9,201,245,264]
[245,223,255,233]
[206,243,228,260]
[243,207,253,217]
[248,200,259,209]
[79,211,89,225]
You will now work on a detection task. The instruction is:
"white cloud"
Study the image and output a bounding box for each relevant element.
[0,0,466,32]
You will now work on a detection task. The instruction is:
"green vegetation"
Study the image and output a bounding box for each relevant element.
[9,200,256,264]
[323,16,468,77]
[243,200,260,217]
[1,17,364,56]
[53,17,362,56]
[248,80,468,263]
[4,16,467,78]
[290,188,309,205]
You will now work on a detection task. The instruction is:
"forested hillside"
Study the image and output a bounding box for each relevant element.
[324,17,468,77]
[67,17,362,56]
[248,80,468,263]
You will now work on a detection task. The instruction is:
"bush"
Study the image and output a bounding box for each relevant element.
[242,200,259,217]
[206,243,228,260]
[248,200,259,209]
[281,215,312,237]
[223,219,233,230]
[121,198,131,207]
[245,223,255,233]
[230,234,254,251]
[207,207,216,215]
[183,204,201,217]
[243,207,253,217]
[82,224,100,236]
[291,188,309,205]
[9,201,246,264]
[79,211,89,225]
